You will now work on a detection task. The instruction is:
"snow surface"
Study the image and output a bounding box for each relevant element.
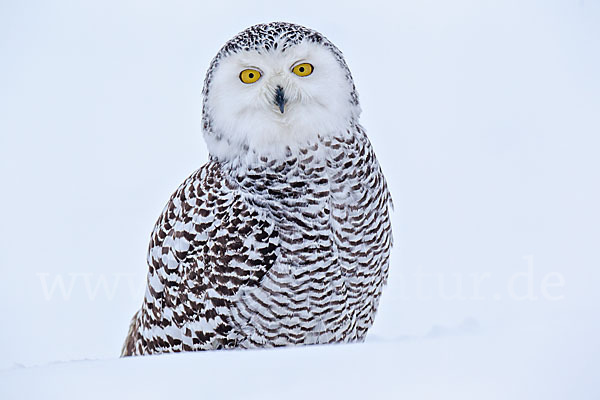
[2,325,599,399]
[1,0,599,398]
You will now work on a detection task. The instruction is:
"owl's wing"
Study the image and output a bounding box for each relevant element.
[124,162,278,355]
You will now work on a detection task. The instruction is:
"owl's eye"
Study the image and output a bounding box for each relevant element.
[240,69,261,84]
[292,63,314,77]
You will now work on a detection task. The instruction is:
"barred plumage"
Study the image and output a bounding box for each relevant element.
[122,22,392,356]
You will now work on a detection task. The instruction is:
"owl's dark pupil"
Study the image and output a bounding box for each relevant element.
[248,73,254,78]
[299,67,305,72]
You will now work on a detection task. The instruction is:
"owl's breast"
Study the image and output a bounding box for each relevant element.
[225,131,392,347]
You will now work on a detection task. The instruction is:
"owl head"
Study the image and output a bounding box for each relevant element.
[202,22,361,161]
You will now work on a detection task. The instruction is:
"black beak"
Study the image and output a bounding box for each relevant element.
[274,85,286,113]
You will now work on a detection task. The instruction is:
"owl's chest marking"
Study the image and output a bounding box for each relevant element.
[222,132,385,347]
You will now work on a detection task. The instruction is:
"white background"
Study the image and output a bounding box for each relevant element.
[0,0,599,397]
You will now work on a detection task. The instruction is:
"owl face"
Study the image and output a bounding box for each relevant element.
[203,29,360,161]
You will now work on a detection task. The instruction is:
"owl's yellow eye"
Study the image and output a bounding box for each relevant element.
[292,63,313,77]
[240,69,261,84]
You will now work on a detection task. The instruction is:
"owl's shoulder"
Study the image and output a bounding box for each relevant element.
[147,161,239,251]
[147,161,278,278]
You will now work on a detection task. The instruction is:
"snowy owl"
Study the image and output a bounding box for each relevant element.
[122,22,392,356]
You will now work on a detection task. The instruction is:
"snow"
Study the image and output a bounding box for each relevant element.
[2,327,598,399]
[0,0,599,398]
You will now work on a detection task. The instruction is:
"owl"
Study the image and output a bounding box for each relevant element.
[121,22,393,356]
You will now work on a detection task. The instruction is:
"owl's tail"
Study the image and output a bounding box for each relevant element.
[120,310,141,357]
